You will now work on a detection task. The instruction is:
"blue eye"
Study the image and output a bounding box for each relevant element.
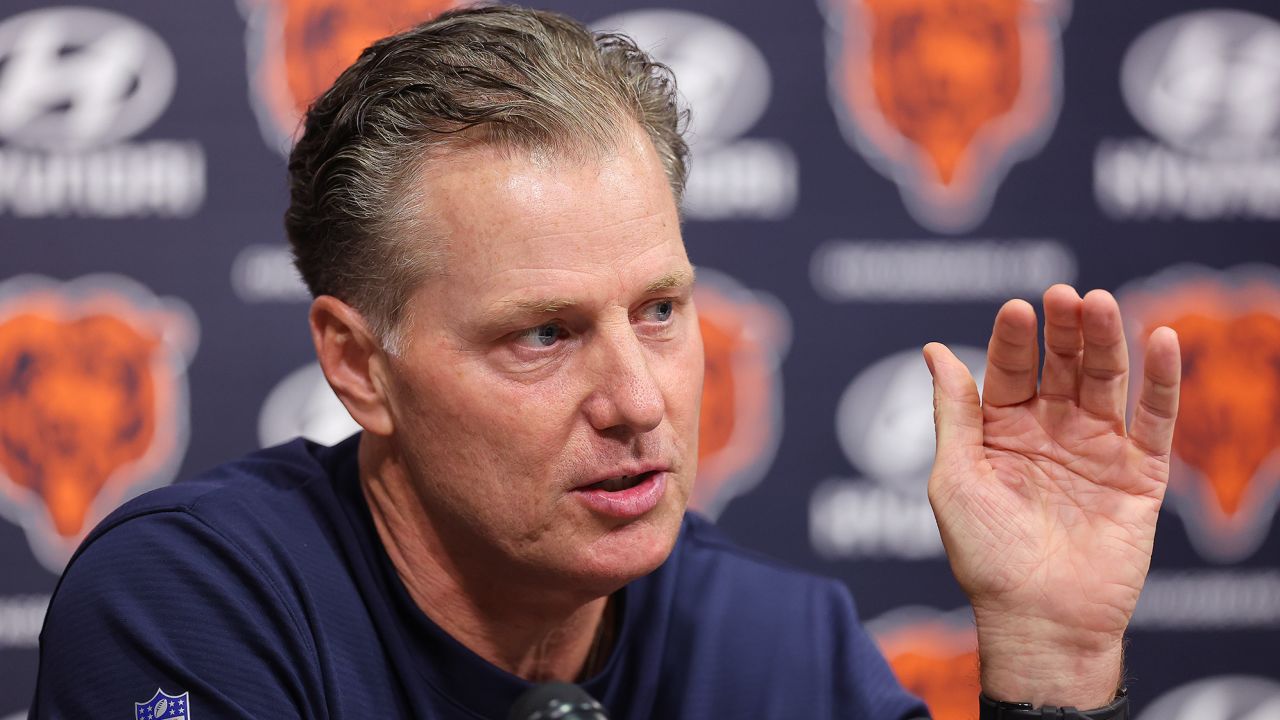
[650,300,674,322]
[518,323,563,347]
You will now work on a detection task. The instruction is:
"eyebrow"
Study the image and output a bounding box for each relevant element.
[505,297,576,314]
[644,268,696,294]
[491,268,697,319]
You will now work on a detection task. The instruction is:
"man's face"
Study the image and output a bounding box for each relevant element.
[382,128,703,595]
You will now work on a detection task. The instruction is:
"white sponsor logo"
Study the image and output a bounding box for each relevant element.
[0,8,174,150]
[811,239,1076,302]
[810,346,985,559]
[1096,10,1280,221]
[0,7,204,217]
[593,10,797,221]
[0,594,48,649]
[1132,570,1280,630]
[1137,676,1280,720]
[232,244,310,303]
[259,362,360,448]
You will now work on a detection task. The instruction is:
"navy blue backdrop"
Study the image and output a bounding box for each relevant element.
[1,1,1278,717]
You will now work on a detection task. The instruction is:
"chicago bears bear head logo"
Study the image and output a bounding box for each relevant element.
[239,0,458,153]
[1120,265,1280,563]
[820,0,1069,233]
[0,275,197,573]
[690,269,790,519]
[868,606,979,720]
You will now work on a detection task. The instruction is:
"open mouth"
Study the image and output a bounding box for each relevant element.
[573,470,667,518]
[582,471,657,492]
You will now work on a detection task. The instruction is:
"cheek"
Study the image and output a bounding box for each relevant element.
[665,323,706,425]
[391,359,577,502]
[400,356,545,438]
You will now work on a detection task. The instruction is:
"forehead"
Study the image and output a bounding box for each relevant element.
[416,132,687,307]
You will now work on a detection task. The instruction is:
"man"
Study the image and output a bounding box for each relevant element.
[32,6,1181,719]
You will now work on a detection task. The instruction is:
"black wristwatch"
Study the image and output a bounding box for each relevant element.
[978,687,1129,719]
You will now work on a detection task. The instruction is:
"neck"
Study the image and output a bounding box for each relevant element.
[358,434,612,682]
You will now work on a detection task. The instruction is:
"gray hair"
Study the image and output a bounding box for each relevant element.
[285,5,689,353]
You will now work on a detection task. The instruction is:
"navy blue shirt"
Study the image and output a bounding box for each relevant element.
[32,435,928,719]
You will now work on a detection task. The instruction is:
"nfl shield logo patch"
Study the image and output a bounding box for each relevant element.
[135,689,190,719]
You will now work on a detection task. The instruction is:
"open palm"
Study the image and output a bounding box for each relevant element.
[924,284,1181,706]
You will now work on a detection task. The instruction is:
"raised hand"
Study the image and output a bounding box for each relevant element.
[923,284,1181,708]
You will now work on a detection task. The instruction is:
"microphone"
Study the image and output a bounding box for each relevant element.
[508,682,610,720]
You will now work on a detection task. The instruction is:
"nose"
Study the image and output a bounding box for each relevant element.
[581,320,665,435]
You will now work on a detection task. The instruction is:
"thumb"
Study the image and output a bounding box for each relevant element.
[922,342,984,459]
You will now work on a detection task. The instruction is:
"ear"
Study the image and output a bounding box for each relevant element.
[309,296,395,436]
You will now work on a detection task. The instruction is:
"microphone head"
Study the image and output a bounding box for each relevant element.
[508,682,610,720]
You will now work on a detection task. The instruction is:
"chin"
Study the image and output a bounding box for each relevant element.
[570,506,685,595]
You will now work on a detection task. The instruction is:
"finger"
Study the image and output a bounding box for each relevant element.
[1129,326,1181,458]
[923,342,983,459]
[1079,289,1129,423]
[981,299,1039,407]
[1040,284,1083,401]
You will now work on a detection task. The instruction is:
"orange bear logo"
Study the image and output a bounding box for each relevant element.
[821,0,1069,233]
[0,276,196,573]
[1121,267,1280,563]
[239,0,459,152]
[690,269,790,519]
[870,607,980,720]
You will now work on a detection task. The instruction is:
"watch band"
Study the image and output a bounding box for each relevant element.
[978,687,1129,719]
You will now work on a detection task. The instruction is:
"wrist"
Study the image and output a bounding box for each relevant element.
[975,618,1125,708]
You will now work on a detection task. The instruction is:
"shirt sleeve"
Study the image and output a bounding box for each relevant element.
[30,509,323,720]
